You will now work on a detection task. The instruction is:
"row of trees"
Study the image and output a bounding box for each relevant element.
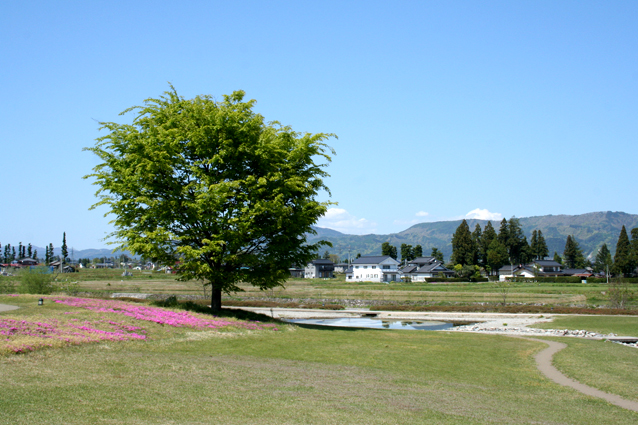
[1,233,70,265]
[450,218,548,273]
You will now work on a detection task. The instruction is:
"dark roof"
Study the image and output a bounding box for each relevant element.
[562,268,589,275]
[311,259,334,265]
[345,266,353,273]
[351,255,396,265]
[533,260,562,267]
[401,265,418,274]
[417,262,452,273]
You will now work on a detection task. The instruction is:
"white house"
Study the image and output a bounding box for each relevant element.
[346,255,401,282]
[400,257,455,282]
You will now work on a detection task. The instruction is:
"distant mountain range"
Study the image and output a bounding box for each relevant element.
[308,211,638,262]
[10,211,637,263]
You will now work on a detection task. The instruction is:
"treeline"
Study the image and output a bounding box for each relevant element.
[450,219,638,277]
[1,232,70,265]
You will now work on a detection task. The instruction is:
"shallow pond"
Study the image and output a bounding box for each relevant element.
[284,317,466,330]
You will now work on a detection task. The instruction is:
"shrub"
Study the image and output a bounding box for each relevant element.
[18,267,56,294]
[0,277,15,294]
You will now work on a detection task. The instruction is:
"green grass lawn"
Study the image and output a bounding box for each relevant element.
[2,295,638,424]
[533,315,638,336]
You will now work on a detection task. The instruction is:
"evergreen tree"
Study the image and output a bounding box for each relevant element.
[451,219,475,266]
[33,249,38,262]
[11,247,16,262]
[4,244,10,263]
[519,236,533,264]
[414,245,423,258]
[593,243,612,273]
[45,245,50,264]
[497,219,509,247]
[507,218,527,264]
[480,221,497,265]
[61,232,68,264]
[486,238,509,275]
[471,224,482,266]
[27,243,33,258]
[0,243,2,263]
[630,228,638,273]
[553,251,563,265]
[431,247,444,263]
[49,243,55,262]
[381,242,398,259]
[613,225,633,276]
[530,230,538,259]
[536,230,549,259]
[400,244,415,263]
[563,235,586,269]
[18,242,23,259]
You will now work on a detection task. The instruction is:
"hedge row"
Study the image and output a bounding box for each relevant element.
[421,277,489,283]
[508,277,638,284]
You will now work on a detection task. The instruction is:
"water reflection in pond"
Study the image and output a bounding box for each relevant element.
[284,318,465,330]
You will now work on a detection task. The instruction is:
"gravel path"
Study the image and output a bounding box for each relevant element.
[0,304,19,313]
[525,338,638,412]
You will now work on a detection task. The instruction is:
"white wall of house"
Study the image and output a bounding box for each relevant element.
[351,258,400,282]
[304,263,316,279]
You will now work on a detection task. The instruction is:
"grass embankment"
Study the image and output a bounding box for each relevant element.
[1,295,638,423]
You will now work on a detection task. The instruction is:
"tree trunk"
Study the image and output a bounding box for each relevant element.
[210,283,222,312]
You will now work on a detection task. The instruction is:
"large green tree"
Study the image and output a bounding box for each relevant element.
[593,243,612,274]
[85,88,335,310]
[563,235,586,269]
[486,238,508,275]
[613,225,633,277]
[431,247,444,263]
[381,242,397,260]
[400,244,415,263]
[471,224,482,266]
[451,219,475,266]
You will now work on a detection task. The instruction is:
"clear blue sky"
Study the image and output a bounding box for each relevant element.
[2,1,637,250]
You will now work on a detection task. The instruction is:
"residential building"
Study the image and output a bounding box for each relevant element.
[400,256,455,282]
[347,255,400,282]
[304,259,335,278]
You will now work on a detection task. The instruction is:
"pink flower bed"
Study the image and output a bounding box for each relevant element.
[1,317,146,354]
[1,297,277,355]
[51,297,276,331]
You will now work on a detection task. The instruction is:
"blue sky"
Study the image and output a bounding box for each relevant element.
[2,1,637,250]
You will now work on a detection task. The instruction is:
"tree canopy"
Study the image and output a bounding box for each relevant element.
[85,87,335,310]
[451,219,475,266]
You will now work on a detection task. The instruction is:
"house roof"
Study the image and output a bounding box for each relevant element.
[416,262,452,274]
[409,257,437,265]
[351,255,398,265]
[533,260,562,267]
[345,266,353,273]
[401,265,418,274]
[311,259,334,265]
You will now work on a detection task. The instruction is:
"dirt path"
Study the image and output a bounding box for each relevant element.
[525,338,638,412]
[0,304,19,313]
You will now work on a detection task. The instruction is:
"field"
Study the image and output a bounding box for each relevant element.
[2,294,638,424]
[6,268,631,309]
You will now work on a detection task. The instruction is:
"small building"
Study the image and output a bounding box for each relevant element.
[334,263,349,273]
[16,258,39,267]
[289,266,305,278]
[304,259,335,278]
[400,257,455,282]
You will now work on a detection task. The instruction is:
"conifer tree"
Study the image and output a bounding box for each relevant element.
[593,243,612,273]
[0,243,2,263]
[507,218,527,264]
[480,222,497,267]
[400,244,415,263]
[563,235,586,269]
[33,249,38,262]
[413,245,423,258]
[381,242,397,260]
[27,243,32,258]
[49,243,55,261]
[530,230,538,258]
[497,219,509,247]
[553,251,563,265]
[536,230,549,259]
[486,238,509,274]
[630,228,638,273]
[431,247,444,263]
[451,219,475,266]
[61,233,68,264]
[613,225,633,276]
[471,224,483,266]
[11,247,16,262]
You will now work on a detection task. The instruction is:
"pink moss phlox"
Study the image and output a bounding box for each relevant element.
[52,297,275,331]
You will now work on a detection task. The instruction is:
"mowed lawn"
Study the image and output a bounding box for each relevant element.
[2,296,638,424]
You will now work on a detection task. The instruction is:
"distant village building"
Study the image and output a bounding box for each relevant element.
[304,259,335,278]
